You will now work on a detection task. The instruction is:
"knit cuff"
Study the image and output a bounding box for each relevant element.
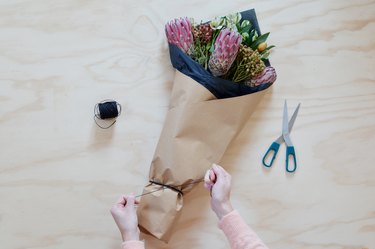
[218,210,268,249]
[121,240,145,249]
[219,210,252,237]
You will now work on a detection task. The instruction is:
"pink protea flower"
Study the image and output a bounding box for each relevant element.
[247,66,277,86]
[165,17,194,54]
[208,28,242,77]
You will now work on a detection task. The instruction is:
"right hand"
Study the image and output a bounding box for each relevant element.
[110,194,140,242]
[204,164,234,220]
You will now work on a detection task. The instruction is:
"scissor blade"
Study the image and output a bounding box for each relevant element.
[288,103,300,134]
[274,102,301,144]
[283,101,301,147]
[282,100,289,136]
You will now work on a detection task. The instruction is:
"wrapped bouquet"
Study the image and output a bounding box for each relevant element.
[137,9,277,242]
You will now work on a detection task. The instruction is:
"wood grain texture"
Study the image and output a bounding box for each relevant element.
[0,0,374,248]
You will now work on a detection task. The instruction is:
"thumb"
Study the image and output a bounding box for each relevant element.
[125,194,135,209]
[209,169,216,183]
[212,164,224,184]
[204,169,212,184]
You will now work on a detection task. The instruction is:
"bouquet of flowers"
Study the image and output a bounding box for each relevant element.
[166,11,276,87]
[137,9,276,242]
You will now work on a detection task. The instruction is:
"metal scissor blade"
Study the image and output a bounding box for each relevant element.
[288,103,300,133]
[282,100,289,136]
[274,103,300,144]
[282,101,300,147]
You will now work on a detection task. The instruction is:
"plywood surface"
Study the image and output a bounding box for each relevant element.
[1,0,374,248]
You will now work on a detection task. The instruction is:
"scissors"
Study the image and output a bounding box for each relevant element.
[262,101,300,173]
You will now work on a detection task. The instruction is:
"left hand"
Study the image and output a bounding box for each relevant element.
[110,194,140,241]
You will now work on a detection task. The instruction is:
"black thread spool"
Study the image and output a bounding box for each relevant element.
[94,100,122,129]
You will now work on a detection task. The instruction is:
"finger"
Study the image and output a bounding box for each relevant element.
[125,194,135,209]
[204,168,217,189]
[212,164,225,183]
[215,164,231,182]
[204,182,213,190]
[213,164,230,180]
[134,195,141,203]
[209,169,216,183]
[115,195,127,207]
[204,169,211,184]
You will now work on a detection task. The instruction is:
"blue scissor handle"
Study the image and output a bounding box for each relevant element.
[286,146,297,173]
[262,142,280,167]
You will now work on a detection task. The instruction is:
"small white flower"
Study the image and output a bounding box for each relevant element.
[210,16,224,30]
[241,20,250,28]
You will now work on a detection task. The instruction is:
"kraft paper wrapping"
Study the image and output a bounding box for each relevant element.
[137,71,268,241]
[137,9,273,241]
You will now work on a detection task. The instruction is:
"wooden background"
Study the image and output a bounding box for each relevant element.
[0,0,374,248]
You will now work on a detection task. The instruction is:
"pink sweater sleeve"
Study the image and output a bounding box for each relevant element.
[121,240,145,249]
[219,210,269,249]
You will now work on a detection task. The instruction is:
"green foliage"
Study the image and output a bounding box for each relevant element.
[260,45,275,60]
[191,38,210,69]
[237,20,252,35]
[191,26,220,69]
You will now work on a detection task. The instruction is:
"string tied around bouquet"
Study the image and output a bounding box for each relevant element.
[135,178,204,198]
[94,100,122,129]
[149,180,184,195]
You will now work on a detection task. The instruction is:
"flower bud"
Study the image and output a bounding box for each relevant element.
[257,42,267,52]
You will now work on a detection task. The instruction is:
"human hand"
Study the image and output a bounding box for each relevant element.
[204,164,234,220]
[110,194,140,241]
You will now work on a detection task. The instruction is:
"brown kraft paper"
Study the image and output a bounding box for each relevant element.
[137,70,268,241]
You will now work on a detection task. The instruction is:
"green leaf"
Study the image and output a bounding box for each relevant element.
[238,20,251,34]
[244,29,253,46]
[260,45,275,55]
[242,37,249,46]
[241,32,249,40]
[209,44,215,53]
[236,23,241,31]
[241,20,250,28]
[241,25,251,34]
[251,32,258,42]
[261,51,270,60]
[249,29,256,38]
[254,32,270,47]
